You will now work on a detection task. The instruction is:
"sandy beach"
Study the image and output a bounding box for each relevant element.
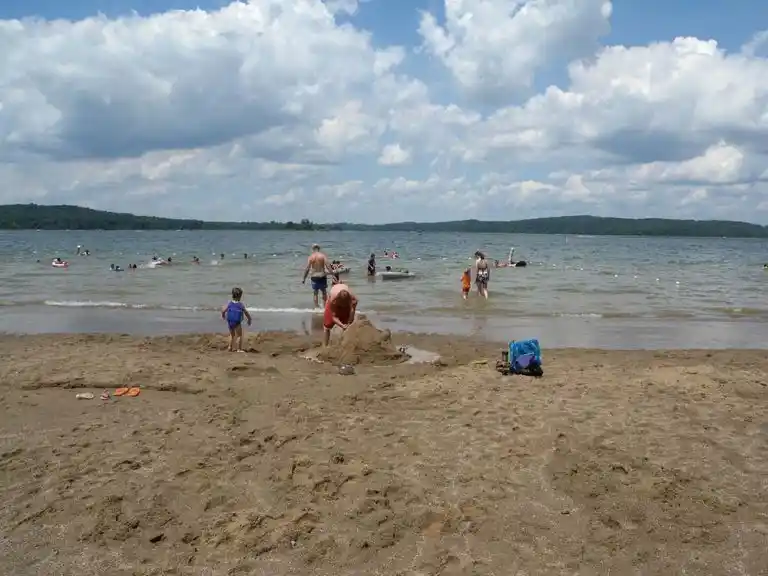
[1,324,767,575]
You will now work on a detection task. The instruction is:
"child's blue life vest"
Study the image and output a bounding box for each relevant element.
[226,301,244,325]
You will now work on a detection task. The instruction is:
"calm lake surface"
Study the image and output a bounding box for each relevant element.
[1,230,767,348]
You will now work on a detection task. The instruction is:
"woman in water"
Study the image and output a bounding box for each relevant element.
[474,251,490,299]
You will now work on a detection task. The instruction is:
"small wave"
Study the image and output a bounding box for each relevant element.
[44,300,139,308]
[42,300,320,314]
[248,307,320,314]
[710,306,768,318]
[552,312,604,318]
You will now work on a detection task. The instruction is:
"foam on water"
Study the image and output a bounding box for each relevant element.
[43,300,322,314]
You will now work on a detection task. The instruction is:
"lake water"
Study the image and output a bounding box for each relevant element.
[1,230,767,348]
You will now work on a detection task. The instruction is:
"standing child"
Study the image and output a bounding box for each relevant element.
[221,287,252,352]
[460,267,472,299]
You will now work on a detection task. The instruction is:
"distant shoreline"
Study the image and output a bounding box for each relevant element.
[3,203,768,238]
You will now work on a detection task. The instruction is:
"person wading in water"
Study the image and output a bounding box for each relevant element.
[474,250,490,299]
[302,243,333,308]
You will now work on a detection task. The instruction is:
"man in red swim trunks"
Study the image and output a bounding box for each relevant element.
[323,282,358,346]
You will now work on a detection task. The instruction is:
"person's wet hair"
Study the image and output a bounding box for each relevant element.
[336,290,350,303]
[231,287,243,301]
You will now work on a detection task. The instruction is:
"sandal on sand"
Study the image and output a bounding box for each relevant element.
[76,392,94,400]
[114,387,129,397]
[126,387,141,397]
[100,390,110,400]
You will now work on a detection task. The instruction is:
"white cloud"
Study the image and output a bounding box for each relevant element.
[0,2,767,223]
[378,143,411,166]
[742,30,768,57]
[0,0,397,162]
[418,0,613,101]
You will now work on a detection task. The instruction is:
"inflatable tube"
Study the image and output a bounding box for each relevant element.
[334,266,350,275]
[379,270,414,280]
[514,260,527,267]
[52,261,68,268]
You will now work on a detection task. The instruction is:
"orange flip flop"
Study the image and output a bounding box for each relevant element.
[126,387,141,397]
[114,387,129,397]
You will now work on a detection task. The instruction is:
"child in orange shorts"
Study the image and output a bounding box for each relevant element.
[461,267,471,299]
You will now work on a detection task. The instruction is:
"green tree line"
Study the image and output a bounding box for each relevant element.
[2,204,767,238]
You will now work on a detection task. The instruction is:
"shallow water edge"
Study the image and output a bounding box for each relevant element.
[1,305,766,350]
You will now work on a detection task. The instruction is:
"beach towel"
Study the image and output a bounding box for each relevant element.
[509,339,543,377]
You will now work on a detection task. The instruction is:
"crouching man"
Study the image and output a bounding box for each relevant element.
[323,282,358,346]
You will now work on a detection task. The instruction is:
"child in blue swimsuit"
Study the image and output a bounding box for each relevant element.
[221,287,252,352]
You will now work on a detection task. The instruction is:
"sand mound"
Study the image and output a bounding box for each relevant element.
[317,318,406,365]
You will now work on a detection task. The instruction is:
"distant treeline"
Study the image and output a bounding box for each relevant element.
[2,204,768,238]
[0,205,337,231]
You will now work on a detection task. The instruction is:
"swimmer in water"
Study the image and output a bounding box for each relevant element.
[367,253,376,276]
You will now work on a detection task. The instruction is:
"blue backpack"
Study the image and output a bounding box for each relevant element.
[509,339,543,377]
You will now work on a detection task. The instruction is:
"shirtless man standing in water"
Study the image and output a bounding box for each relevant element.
[302,243,333,307]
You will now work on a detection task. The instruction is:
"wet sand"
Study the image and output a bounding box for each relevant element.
[1,330,767,575]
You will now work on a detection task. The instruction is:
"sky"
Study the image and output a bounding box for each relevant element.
[0,1,767,223]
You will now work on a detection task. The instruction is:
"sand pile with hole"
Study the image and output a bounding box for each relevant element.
[317,317,407,365]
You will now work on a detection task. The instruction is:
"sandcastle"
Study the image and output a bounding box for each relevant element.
[316,317,407,365]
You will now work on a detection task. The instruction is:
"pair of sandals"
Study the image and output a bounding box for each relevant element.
[75,387,140,400]
[113,387,141,398]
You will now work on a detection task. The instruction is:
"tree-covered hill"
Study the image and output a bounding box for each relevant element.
[1,204,767,238]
